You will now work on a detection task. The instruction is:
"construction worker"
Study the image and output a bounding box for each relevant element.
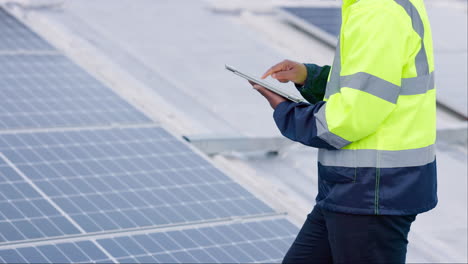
[252,0,437,262]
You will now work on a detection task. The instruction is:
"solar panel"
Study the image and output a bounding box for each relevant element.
[0,7,299,263]
[0,126,274,240]
[280,7,341,45]
[0,218,297,263]
[0,54,151,129]
[0,9,55,52]
[0,156,81,243]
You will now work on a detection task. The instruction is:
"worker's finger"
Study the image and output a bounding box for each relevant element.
[271,70,295,81]
[254,85,277,98]
[253,84,269,95]
[252,84,264,91]
[261,61,287,79]
[248,80,258,86]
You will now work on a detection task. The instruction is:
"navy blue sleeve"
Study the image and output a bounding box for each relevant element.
[273,101,338,150]
[294,64,331,104]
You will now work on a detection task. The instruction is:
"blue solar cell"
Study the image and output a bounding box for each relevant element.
[136,255,158,263]
[114,236,147,255]
[0,222,25,241]
[231,222,263,240]
[281,7,341,37]
[238,242,271,260]
[153,253,179,263]
[269,237,292,253]
[198,226,230,245]
[88,213,119,230]
[202,201,232,218]
[132,234,164,254]
[167,230,198,249]
[30,218,62,237]
[56,243,89,263]
[264,219,296,237]
[254,240,284,259]
[1,203,24,219]
[0,166,22,182]
[75,241,109,261]
[183,229,213,247]
[16,247,49,263]
[125,210,153,227]
[15,183,41,198]
[172,251,197,262]
[72,215,101,233]
[205,246,237,262]
[150,232,182,251]
[0,184,22,200]
[33,200,59,216]
[214,225,245,243]
[222,244,255,263]
[117,257,139,263]
[96,239,129,258]
[105,211,137,229]
[188,248,218,262]
[14,220,43,239]
[36,245,70,263]
[50,216,81,235]
[0,249,27,263]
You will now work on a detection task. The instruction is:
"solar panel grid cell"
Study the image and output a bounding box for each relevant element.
[0,55,151,129]
[0,240,111,263]
[0,159,81,243]
[0,127,274,239]
[95,219,296,263]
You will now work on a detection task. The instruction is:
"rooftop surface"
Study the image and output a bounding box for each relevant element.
[2,0,467,262]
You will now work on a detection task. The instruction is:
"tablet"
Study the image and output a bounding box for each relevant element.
[225,64,305,103]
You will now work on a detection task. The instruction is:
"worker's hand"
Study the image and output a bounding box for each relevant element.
[261,60,307,85]
[249,81,287,109]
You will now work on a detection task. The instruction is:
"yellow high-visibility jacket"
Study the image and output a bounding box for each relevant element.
[274,0,437,215]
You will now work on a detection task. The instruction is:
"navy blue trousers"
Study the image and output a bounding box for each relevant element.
[283,206,416,264]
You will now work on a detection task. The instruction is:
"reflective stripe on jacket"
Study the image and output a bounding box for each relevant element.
[273,0,437,215]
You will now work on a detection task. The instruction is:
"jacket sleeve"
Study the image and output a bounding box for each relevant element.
[294,64,331,104]
[273,8,407,149]
[273,101,348,150]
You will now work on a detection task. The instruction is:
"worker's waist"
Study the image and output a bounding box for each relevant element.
[318,144,435,168]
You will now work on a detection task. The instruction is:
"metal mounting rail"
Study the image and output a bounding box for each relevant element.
[183,134,293,156]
